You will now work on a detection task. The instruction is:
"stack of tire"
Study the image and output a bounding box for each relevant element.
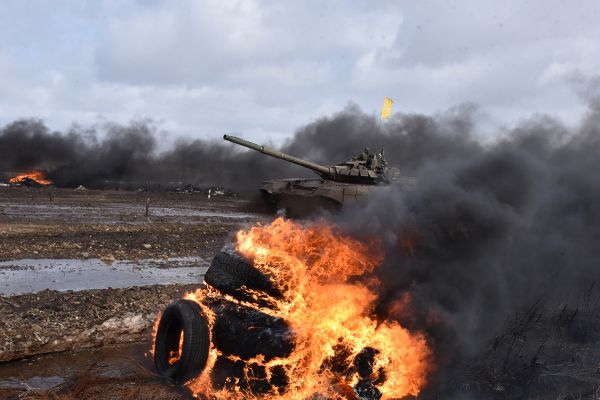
[153,249,291,394]
[153,249,386,399]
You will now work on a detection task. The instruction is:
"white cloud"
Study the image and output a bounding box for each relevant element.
[1,0,600,144]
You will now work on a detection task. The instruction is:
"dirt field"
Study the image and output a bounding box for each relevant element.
[0,186,266,399]
[0,187,258,260]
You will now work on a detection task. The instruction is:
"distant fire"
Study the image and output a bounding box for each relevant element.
[9,170,52,185]
[180,218,432,399]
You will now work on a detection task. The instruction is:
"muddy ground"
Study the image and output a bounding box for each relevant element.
[0,284,199,362]
[0,342,192,399]
[0,186,266,399]
[0,187,258,260]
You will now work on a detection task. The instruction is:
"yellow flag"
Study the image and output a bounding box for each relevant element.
[380,97,393,120]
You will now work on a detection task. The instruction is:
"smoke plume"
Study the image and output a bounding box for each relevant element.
[331,105,600,398]
[0,104,480,189]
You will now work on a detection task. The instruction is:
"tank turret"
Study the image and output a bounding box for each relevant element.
[223,135,398,184]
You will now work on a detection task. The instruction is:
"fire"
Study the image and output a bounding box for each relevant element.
[168,332,185,365]
[180,218,432,398]
[9,170,52,185]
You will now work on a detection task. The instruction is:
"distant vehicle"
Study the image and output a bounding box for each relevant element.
[223,135,415,216]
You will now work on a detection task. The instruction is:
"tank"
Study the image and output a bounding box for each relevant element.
[223,135,415,216]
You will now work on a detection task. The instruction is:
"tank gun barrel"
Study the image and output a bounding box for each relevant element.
[223,135,331,177]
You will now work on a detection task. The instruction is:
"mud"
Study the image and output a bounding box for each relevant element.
[0,187,261,260]
[0,343,190,400]
[0,343,151,391]
[0,284,202,362]
[0,187,268,398]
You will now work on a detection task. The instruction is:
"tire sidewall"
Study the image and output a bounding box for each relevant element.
[154,299,210,383]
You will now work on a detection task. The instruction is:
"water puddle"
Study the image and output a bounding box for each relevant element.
[0,257,209,296]
[1,203,257,223]
[0,343,149,391]
[140,206,256,219]
[0,376,64,391]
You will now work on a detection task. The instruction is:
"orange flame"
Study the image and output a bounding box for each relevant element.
[182,218,432,399]
[168,331,185,365]
[9,170,52,185]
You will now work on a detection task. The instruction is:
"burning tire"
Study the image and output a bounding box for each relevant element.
[154,299,210,383]
[204,249,282,300]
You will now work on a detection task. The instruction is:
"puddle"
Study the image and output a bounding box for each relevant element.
[0,376,64,391]
[0,257,209,296]
[1,203,258,223]
[0,343,149,391]
[139,206,256,218]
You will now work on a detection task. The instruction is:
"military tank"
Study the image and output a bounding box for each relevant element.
[224,135,415,216]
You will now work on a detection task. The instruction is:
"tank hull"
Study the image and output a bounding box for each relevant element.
[260,177,415,217]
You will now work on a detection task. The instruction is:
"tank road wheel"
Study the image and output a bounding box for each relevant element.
[205,249,282,299]
[154,299,210,383]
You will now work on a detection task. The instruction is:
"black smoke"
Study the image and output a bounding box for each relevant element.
[0,104,481,189]
[327,105,600,398]
[0,119,303,189]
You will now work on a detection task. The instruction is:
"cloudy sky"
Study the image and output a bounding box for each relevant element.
[1,0,599,144]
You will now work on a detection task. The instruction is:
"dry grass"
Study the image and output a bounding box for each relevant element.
[460,289,600,399]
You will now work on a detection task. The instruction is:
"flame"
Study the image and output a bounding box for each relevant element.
[9,170,52,185]
[175,218,432,398]
[168,331,185,365]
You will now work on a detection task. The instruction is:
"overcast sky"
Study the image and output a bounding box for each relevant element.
[1,0,599,144]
